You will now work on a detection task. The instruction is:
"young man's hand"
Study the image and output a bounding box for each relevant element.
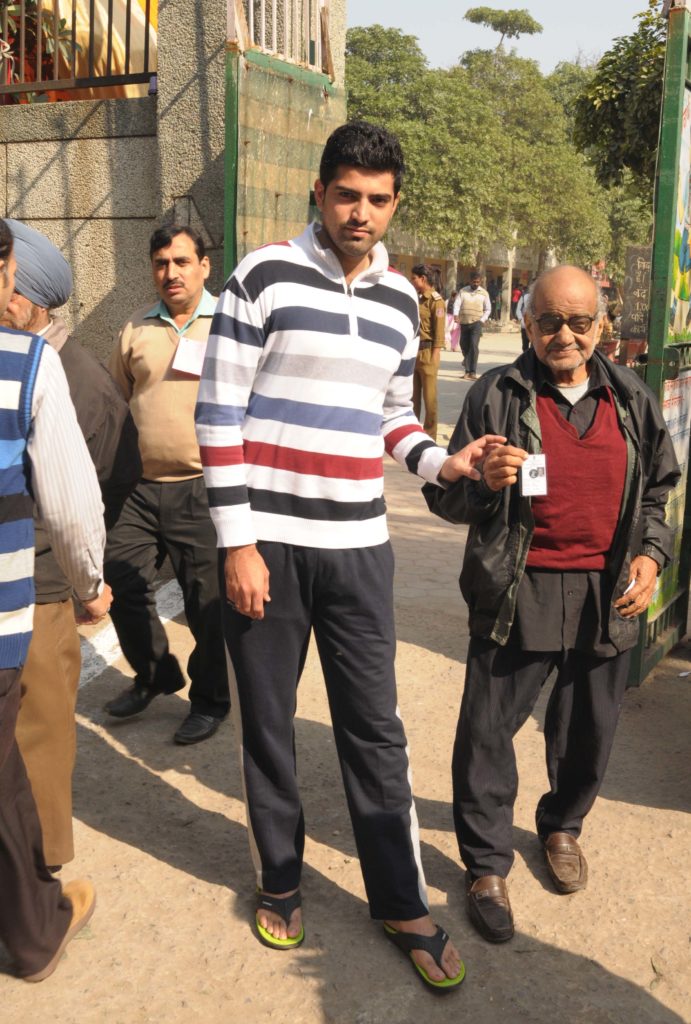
[225,545,271,620]
[439,435,507,484]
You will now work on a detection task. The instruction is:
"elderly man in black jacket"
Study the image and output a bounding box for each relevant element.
[425,265,679,943]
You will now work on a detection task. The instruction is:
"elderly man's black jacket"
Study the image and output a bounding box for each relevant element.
[423,348,680,650]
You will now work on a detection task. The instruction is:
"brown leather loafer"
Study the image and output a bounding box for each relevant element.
[465,874,514,943]
[542,832,588,894]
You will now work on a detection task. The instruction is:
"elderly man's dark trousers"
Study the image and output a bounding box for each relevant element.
[222,541,428,922]
[0,667,72,975]
[453,638,631,878]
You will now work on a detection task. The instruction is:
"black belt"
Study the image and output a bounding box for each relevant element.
[418,341,432,349]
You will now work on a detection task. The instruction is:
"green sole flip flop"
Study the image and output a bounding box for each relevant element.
[384,923,465,994]
[255,890,305,950]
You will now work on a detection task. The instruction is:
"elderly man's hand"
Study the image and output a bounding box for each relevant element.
[613,555,659,618]
[439,434,507,483]
[481,444,529,492]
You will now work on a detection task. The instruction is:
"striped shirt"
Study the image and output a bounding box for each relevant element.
[195,224,448,549]
[0,329,105,664]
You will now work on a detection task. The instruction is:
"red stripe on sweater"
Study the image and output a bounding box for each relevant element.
[244,440,382,480]
[199,445,245,467]
[384,424,422,455]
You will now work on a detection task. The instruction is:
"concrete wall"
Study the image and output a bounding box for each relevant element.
[0,98,158,360]
[0,0,346,356]
[157,0,227,293]
[235,57,347,259]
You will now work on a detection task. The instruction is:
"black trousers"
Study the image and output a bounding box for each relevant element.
[222,541,428,922]
[460,321,483,374]
[0,667,72,976]
[453,638,631,878]
[105,477,229,717]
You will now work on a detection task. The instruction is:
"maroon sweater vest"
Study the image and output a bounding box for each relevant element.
[526,388,627,570]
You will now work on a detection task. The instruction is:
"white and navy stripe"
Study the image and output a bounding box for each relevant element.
[0,330,43,668]
[196,224,447,549]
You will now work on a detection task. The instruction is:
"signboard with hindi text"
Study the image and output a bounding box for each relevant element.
[620,246,652,341]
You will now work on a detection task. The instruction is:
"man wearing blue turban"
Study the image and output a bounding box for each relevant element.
[1,220,141,870]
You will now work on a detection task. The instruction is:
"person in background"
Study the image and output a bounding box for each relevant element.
[411,264,446,440]
[453,270,491,380]
[447,290,460,352]
[516,285,530,353]
[105,226,230,745]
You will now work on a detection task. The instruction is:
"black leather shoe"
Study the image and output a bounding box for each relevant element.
[173,712,221,745]
[465,873,514,943]
[104,685,161,718]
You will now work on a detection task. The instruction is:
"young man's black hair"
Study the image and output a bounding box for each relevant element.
[319,121,406,196]
[149,225,206,261]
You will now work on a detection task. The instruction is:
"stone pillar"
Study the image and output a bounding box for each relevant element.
[446,259,458,297]
[157,0,227,290]
[501,248,515,325]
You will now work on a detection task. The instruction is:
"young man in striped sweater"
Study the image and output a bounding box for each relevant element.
[195,121,502,991]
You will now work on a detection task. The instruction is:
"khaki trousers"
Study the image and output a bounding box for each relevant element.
[412,349,439,441]
[16,600,81,867]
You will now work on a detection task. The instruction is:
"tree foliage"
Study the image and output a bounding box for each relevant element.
[573,1,665,193]
[346,26,610,267]
[547,58,596,139]
[464,7,543,47]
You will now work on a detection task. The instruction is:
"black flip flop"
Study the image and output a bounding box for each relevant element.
[383,923,465,994]
[255,890,305,950]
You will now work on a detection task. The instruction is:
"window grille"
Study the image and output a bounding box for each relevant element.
[241,0,329,74]
[0,0,157,100]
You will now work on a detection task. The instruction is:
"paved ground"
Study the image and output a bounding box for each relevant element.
[2,334,690,1023]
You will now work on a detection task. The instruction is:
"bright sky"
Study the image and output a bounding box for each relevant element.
[346,0,650,71]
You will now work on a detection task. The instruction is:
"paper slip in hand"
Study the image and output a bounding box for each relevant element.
[520,453,548,497]
[172,335,208,377]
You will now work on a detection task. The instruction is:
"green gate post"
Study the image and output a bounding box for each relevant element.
[224,0,241,279]
[630,0,691,684]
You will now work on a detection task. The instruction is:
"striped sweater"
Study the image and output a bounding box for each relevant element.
[0,330,44,668]
[195,224,447,549]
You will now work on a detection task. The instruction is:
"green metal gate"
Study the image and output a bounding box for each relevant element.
[631,0,691,682]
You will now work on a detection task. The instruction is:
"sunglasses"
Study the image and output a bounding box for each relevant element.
[534,313,598,335]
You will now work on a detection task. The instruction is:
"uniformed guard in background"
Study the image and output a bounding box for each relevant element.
[411,264,446,440]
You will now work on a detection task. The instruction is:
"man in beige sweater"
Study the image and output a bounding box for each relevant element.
[105,225,229,744]
[453,270,491,380]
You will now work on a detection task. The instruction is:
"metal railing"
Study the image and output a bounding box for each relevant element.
[241,0,329,74]
[0,0,156,98]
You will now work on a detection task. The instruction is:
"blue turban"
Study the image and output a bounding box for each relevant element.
[5,219,72,309]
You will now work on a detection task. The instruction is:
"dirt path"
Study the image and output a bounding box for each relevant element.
[2,339,690,1023]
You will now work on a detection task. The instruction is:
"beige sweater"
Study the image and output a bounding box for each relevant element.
[110,305,213,481]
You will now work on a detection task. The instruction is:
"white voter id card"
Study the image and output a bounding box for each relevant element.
[172,335,207,377]
[520,453,548,496]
